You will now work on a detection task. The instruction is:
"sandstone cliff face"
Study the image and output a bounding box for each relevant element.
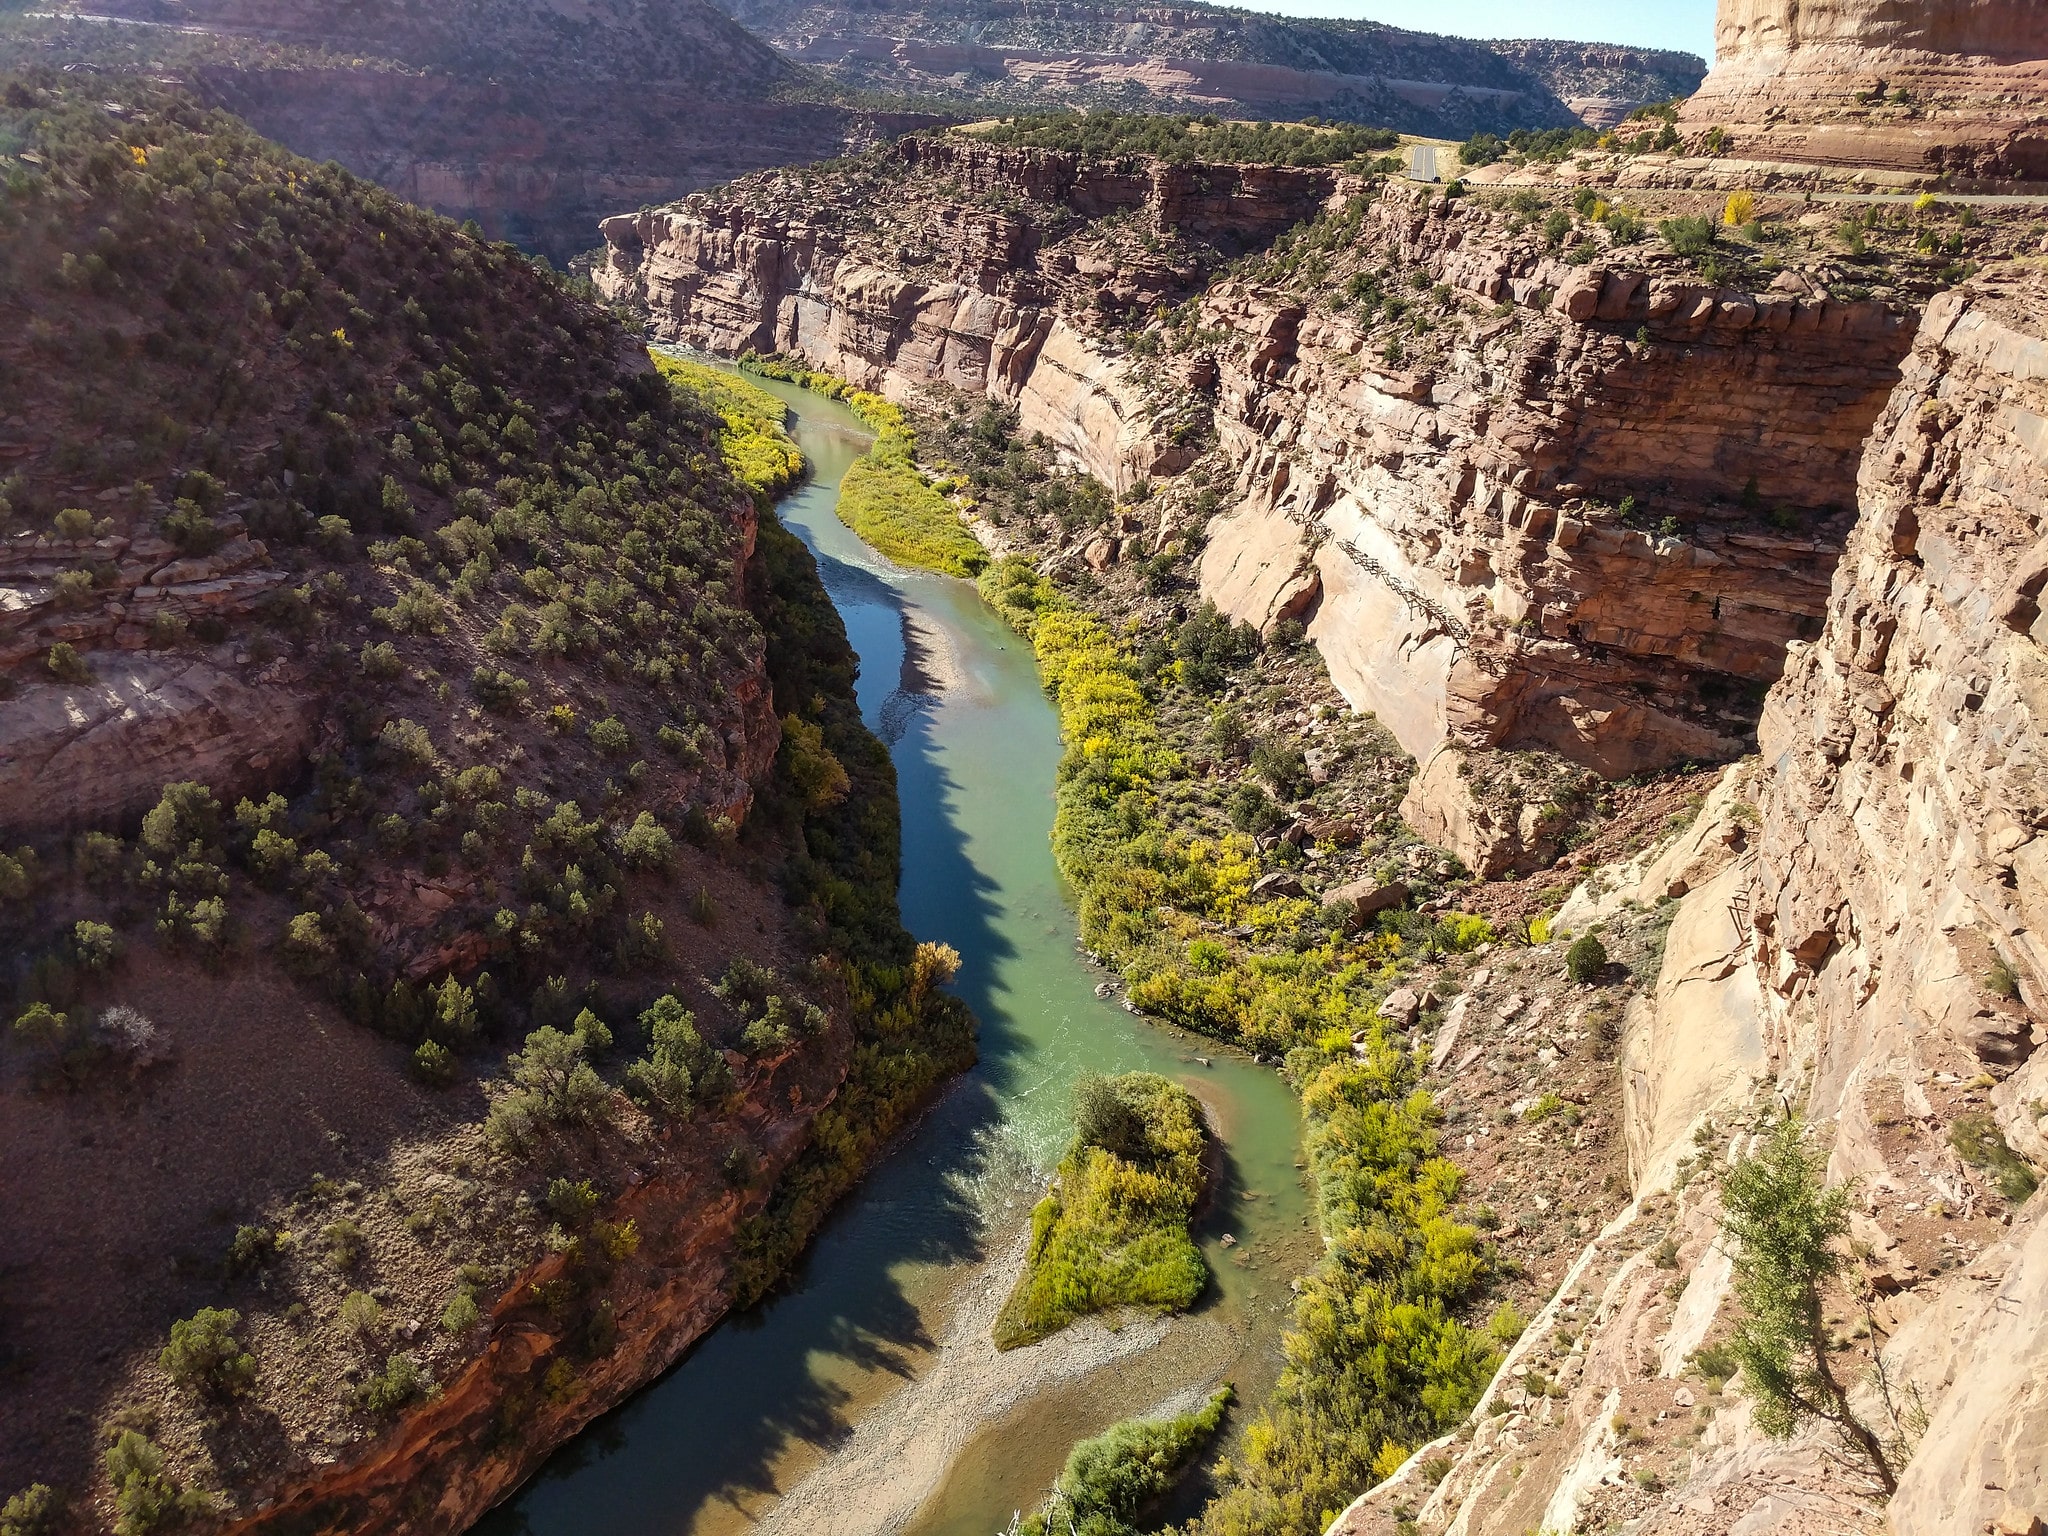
[605,154,1917,789]
[600,137,1332,491]
[1680,0,2048,182]
[1330,271,2048,1536]
[1195,193,1912,778]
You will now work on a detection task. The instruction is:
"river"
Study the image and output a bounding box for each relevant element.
[476,372,1314,1536]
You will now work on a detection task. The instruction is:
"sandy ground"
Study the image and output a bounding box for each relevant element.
[754,1227,1187,1536]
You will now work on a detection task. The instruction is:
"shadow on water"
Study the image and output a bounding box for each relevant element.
[483,366,1313,1536]
[479,384,1025,1536]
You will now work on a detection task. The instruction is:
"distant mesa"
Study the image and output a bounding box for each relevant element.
[1681,0,2048,181]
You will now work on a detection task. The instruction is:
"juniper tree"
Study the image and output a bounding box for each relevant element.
[1721,1116,1896,1494]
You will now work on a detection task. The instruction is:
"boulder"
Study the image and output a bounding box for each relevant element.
[1378,986,1423,1026]
[1321,878,1409,929]
[1251,870,1305,899]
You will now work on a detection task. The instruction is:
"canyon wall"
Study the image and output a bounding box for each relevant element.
[1193,195,1913,778]
[711,0,1704,133]
[600,138,1335,494]
[602,147,1915,797]
[1680,0,2048,182]
[1332,268,2048,1536]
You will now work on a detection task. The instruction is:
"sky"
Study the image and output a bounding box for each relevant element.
[1223,0,1718,61]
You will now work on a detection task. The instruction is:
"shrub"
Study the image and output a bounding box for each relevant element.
[995,1073,1208,1349]
[71,919,121,971]
[1565,933,1607,983]
[1722,1117,1896,1493]
[625,994,709,1117]
[470,666,528,712]
[616,811,674,870]
[46,642,91,684]
[52,506,95,540]
[161,499,224,554]
[1949,1112,2039,1203]
[589,717,632,757]
[412,1038,456,1087]
[53,568,95,609]
[224,1224,276,1278]
[159,1307,256,1400]
[1021,1387,1232,1536]
[322,1218,367,1271]
[506,1024,611,1124]
[378,716,438,767]
[441,1289,481,1334]
[104,1431,207,1536]
[1659,215,1716,257]
[1250,741,1308,800]
[280,912,336,979]
[0,1486,58,1536]
[339,1290,384,1340]
[545,1176,601,1226]
[1723,190,1756,227]
[356,1353,427,1416]
[780,714,852,811]
[360,641,403,679]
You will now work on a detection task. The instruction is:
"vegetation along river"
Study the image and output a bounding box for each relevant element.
[478,370,1316,1536]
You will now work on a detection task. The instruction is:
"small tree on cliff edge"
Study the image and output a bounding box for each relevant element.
[1721,1116,1897,1495]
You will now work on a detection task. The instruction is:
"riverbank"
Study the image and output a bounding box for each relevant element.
[479,363,1317,1536]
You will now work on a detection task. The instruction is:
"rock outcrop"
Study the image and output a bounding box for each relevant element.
[1195,195,1913,777]
[1329,269,2048,1536]
[605,149,1918,786]
[0,655,318,835]
[600,137,1334,492]
[1680,0,2048,182]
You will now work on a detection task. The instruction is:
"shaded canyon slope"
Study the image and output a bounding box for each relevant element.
[1679,0,2048,182]
[11,0,943,258]
[0,77,969,1533]
[710,0,1702,135]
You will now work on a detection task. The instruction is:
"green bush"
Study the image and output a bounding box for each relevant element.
[0,1484,59,1536]
[339,1290,383,1339]
[995,1073,1208,1349]
[1565,933,1607,983]
[1722,1118,1896,1492]
[1659,215,1717,257]
[441,1289,481,1334]
[159,1306,256,1400]
[1950,1112,2039,1203]
[412,1038,456,1087]
[224,1224,276,1278]
[46,642,91,684]
[104,1431,208,1536]
[1022,1387,1232,1536]
[356,1353,427,1417]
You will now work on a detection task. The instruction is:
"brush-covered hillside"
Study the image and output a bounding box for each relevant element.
[0,0,943,257]
[0,73,971,1536]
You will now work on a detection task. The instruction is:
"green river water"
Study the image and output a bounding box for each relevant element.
[477,372,1313,1536]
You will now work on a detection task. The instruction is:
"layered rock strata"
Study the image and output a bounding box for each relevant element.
[604,152,1918,795]
[28,0,939,258]
[600,137,1335,493]
[1680,0,2048,183]
[1195,227,1913,777]
[1333,269,2048,1536]
[711,0,1704,133]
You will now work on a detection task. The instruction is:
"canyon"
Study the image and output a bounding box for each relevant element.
[712,0,1703,136]
[599,41,2048,1528]
[10,0,941,258]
